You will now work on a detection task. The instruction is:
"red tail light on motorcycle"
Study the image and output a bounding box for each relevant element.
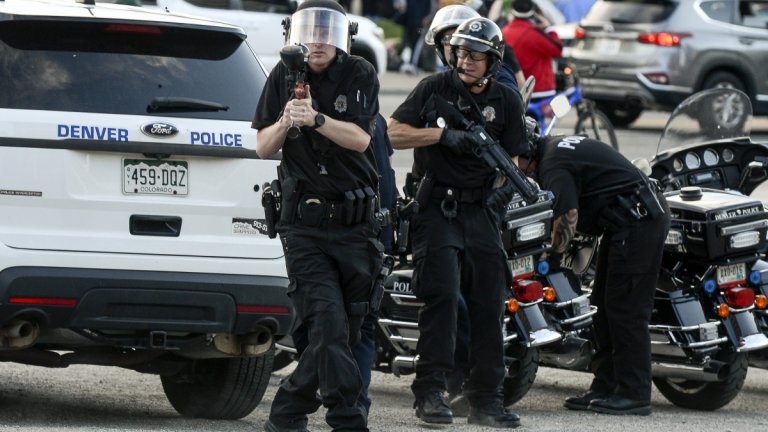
[512,280,544,303]
[724,287,756,309]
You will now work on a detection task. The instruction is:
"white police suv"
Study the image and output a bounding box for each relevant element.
[0,0,293,419]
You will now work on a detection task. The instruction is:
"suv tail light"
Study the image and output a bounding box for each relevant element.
[574,27,585,40]
[512,280,544,303]
[637,32,690,47]
[724,287,755,309]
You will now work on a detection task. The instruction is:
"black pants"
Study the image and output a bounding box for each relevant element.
[589,198,671,402]
[269,222,381,432]
[409,198,508,406]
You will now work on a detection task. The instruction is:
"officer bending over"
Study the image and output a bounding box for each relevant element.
[517,134,670,416]
[252,1,382,431]
[389,17,526,429]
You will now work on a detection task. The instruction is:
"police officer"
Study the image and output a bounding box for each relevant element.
[252,1,382,431]
[517,134,671,416]
[425,3,525,91]
[389,17,526,428]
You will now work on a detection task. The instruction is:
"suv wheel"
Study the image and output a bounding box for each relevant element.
[597,101,643,128]
[161,350,274,419]
[698,71,748,132]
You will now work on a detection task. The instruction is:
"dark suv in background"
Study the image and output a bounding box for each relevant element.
[568,0,768,127]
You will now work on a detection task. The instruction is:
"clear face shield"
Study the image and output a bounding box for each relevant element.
[287,7,350,52]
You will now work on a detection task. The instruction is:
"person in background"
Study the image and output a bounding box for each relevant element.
[252,1,382,430]
[517,133,670,417]
[502,0,562,101]
[389,16,526,429]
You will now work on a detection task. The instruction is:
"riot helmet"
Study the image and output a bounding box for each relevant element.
[283,0,357,53]
[425,5,481,66]
[449,17,504,77]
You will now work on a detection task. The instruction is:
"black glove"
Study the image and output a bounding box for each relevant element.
[486,182,517,213]
[440,128,476,154]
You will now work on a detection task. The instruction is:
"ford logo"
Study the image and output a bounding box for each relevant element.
[141,122,179,138]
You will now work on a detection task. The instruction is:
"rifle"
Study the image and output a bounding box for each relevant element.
[426,94,540,204]
[280,44,309,140]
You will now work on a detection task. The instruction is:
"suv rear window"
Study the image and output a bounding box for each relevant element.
[585,0,678,24]
[0,21,265,121]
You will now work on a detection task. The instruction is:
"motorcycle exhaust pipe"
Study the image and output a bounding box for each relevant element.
[539,335,592,371]
[651,360,729,382]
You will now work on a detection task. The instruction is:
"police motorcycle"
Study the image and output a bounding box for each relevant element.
[561,87,768,410]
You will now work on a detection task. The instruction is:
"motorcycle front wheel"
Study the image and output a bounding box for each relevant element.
[652,351,748,411]
[503,344,540,406]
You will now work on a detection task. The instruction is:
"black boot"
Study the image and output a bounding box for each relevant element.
[564,390,611,411]
[589,395,651,416]
[468,400,520,428]
[414,391,453,424]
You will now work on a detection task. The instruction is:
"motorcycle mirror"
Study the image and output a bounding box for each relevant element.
[521,76,536,107]
[550,94,571,118]
[632,158,652,176]
[543,94,572,136]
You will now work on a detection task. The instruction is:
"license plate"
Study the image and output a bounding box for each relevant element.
[123,159,188,196]
[510,255,534,280]
[716,263,746,287]
[594,38,620,55]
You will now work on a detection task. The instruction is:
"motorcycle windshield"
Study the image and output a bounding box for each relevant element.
[657,88,753,156]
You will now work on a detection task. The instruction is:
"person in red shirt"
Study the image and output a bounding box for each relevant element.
[501,0,562,100]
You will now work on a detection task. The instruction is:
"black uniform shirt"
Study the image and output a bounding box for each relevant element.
[535,135,644,235]
[252,50,379,199]
[391,70,526,188]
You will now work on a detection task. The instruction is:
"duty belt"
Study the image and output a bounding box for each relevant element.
[431,185,485,203]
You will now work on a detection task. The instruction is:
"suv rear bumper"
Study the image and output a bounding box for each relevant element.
[0,266,295,337]
[580,73,691,112]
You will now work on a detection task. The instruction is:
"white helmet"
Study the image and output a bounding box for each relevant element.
[424,4,481,46]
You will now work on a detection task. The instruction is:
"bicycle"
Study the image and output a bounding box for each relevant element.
[526,62,619,150]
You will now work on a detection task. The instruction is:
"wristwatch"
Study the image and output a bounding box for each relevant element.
[312,113,326,129]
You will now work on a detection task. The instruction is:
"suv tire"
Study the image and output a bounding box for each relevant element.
[698,71,748,133]
[598,101,643,128]
[161,350,274,419]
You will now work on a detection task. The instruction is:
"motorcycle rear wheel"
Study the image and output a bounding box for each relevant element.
[652,351,748,411]
[503,344,540,407]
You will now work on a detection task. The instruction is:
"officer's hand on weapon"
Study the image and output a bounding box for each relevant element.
[286,84,318,128]
[439,128,476,154]
[486,180,516,213]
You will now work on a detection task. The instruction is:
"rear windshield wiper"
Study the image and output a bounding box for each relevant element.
[148,97,229,112]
